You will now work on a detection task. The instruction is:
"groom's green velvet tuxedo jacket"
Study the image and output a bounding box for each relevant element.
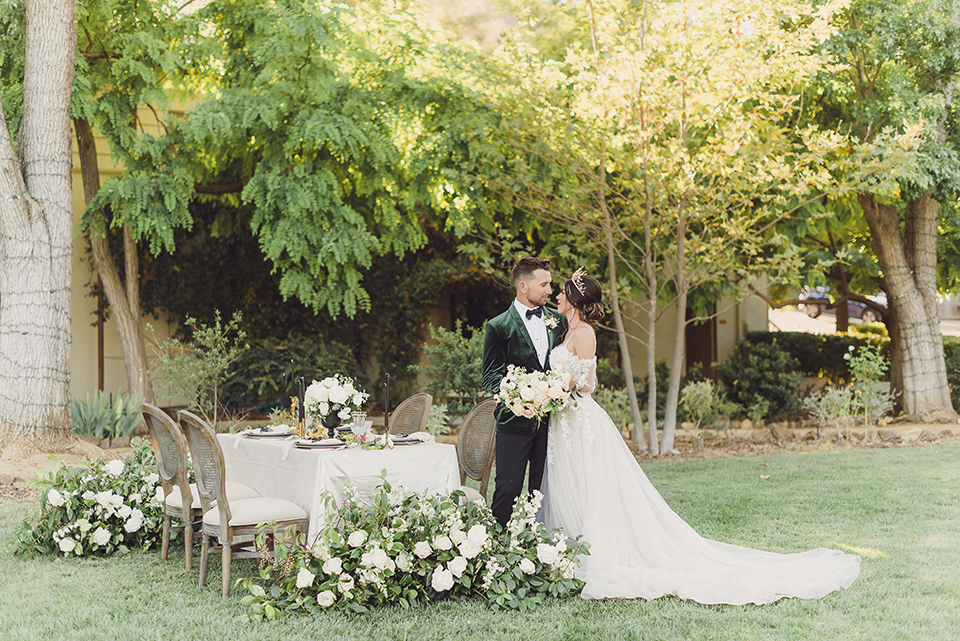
[481,304,567,435]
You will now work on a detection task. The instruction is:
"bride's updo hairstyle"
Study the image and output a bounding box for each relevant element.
[564,271,605,326]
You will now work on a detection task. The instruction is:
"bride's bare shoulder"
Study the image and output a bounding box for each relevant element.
[568,325,597,359]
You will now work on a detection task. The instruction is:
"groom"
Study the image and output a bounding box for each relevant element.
[482,257,567,528]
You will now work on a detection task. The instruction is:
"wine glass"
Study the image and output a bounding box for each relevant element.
[351,411,368,436]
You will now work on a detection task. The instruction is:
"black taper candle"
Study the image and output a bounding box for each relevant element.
[383,373,391,433]
[298,376,305,423]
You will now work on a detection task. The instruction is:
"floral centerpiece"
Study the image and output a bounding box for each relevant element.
[16,438,165,557]
[240,480,588,615]
[495,365,576,420]
[304,374,368,429]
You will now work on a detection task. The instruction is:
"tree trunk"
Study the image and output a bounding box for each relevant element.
[859,192,955,421]
[74,118,155,404]
[0,0,79,453]
[660,206,687,455]
[598,165,647,452]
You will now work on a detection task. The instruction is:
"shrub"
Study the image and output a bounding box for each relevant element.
[71,389,141,441]
[412,322,487,415]
[943,335,960,412]
[16,439,165,557]
[742,331,888,384]
[148,310,248,428]
[713,339,803,417]
[425,403,452,438]
[240,483,588,615]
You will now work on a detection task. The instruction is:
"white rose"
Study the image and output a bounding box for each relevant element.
[59,537,76,553]
[450,527,466,545]
[82,491,95,501]
[433,535,453,551]
[467,524,488,546]
[124,516,143,533]
[92,527,111,546]
[414,541,432,559]
[96,491,113,508]
[118,504,132,519]
[555,538,567,553]
[338,407,352,421]
[319,402,330,417]
[396,551,412,572]
[323,557,343,575]
[295,567,316,589]
[561,559,576,579]
[448,556,468,578]
[519,385,536,402]
[519,558,536,575]
[316,590,336,607]
[431,566,455,592]
[370,548,391,571]
[536,543,559,566]
[329,386,350,405]
[153,486,165,504]
[110,494,123,508]
[129,493,141,503]
[457,539,482,560]
[47,489,65,507]
[105,459,125,477]
[348,530,367,548]
[337,573,354,594]
[145,472,160,485]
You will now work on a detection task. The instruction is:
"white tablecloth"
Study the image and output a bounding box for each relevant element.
[218,434,460,541]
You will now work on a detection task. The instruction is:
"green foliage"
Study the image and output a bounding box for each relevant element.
[413,321,488,415]
[424,403,451,438]
[70,389,141,441]
[16,439,164,557]
[222,337,364,410]
[240,482,587,615]
[148,311,248,428]
[944,335,960,411]
[844,343,888,385]
[742,331,889,384]
[679,380,743,428]
[713,339,804,418]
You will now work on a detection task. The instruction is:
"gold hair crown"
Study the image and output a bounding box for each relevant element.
[571,267,587,296]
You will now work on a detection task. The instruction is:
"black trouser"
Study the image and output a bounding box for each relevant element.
[491,424,548,528]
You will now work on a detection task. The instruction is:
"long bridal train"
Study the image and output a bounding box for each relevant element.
[540,346,860,604]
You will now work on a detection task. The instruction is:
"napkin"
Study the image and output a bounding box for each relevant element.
[407,432,435,443]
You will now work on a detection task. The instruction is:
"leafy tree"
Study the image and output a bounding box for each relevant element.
[804,0,960,421]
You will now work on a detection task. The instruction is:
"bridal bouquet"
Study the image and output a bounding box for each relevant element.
[305,374,368,425]
[495,365,575,420]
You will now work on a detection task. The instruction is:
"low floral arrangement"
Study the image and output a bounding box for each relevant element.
[240,480,588,616]
[495,365,576,420]
[305,374,368,425]
[16,438,165,557]
[339,433,388,450]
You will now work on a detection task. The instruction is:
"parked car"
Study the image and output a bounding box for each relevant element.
[799,286,886,322]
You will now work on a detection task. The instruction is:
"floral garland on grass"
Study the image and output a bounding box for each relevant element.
[241,481,589,616]
[16,438,166,557]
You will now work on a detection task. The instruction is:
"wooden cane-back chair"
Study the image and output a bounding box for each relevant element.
[388,393,433,435]
[140,403,197,568]
[456,399,498,503]
[178,410,308,597]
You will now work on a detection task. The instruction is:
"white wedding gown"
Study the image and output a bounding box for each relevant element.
[540,346,861,604]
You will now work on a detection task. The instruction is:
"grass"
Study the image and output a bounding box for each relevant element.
[2,441,959,640]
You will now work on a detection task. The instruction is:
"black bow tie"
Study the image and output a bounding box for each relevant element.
[525,306,543,320]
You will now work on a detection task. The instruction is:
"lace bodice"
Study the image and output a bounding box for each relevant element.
[549,346,597,395]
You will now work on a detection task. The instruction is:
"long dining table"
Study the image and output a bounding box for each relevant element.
[217,433,461,541]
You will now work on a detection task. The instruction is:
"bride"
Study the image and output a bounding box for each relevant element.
[540,269,861,604]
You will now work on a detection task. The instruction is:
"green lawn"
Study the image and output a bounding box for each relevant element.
[2,441,959,641]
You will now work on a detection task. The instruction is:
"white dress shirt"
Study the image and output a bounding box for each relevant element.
[514,299,549,367]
